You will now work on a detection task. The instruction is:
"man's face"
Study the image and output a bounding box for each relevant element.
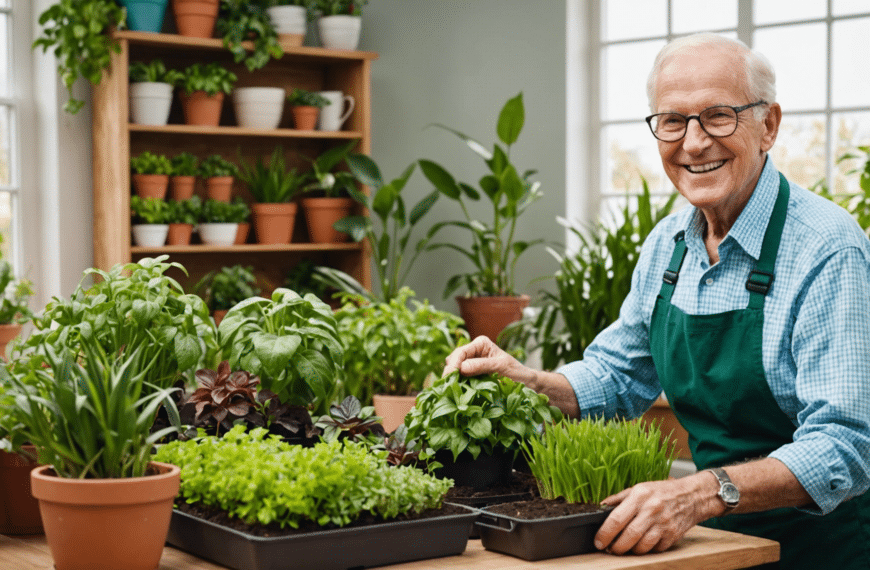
[654,46,778,219]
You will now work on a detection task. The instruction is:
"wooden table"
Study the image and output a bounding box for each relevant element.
[1,526,778,570]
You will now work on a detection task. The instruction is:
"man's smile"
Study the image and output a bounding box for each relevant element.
[685,160,726,173]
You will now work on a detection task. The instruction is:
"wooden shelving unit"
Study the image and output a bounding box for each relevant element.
[91,30,377,291]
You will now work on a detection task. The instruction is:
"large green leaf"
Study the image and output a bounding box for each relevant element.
[418,159,461,200]
[346,153,383,189]
[253,333,302,379]
[496,92,524,145]
[332,215,369,242]
[293,349,333,403]
[409,190,439,225]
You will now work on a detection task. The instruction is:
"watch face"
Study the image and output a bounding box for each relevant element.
[721,482,740,505]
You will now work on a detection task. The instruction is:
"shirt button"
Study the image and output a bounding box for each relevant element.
[705,278,714,286]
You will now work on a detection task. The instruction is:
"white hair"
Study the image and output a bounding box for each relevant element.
[646,33,776,120]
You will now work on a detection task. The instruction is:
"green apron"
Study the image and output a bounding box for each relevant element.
[649,173,870,570]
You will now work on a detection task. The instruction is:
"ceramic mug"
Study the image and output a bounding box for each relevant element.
[317,91,355,131]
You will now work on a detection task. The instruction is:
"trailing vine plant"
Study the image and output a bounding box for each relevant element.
[217,0,283,72]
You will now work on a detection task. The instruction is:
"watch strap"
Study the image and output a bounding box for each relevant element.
[708,467,739,511]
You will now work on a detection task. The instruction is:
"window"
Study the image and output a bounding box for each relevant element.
[0,0,20,267]
[592,0,870,223]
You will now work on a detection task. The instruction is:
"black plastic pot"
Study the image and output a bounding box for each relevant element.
[476,504,611,561]
[433,449,513,490]
[166,503,478,570]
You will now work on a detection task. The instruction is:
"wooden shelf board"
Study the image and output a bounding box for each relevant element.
[129,124,363,139]
[131,243,363,254]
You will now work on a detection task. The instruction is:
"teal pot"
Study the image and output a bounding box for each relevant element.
[121,0,169,33]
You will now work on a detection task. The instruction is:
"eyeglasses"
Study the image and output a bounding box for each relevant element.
[645,101,768,142]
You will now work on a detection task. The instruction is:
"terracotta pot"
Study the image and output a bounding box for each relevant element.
[166,222,194,245]
[456,295,530,344]
[31,461,180,570]
[291,106,319,130]
[373,394,416,434]
[0,322,22,361]
[172,0,219,38]
[235,221,250,244]
[0,445,42,535]
[251,202,297,244]
[181,90,224,126]
[206,175,233,202]
[212,309,228,327]
[132,173,169,199]
[302,197,354,243]
[170,175,196,200]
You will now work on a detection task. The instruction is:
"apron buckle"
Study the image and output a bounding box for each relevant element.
[746,270,774,295]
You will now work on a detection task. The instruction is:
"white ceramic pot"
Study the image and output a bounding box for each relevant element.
[198,222,238,245]
[233,87,286,129]
[132,224,169,247]
[318,15,361,50]
[130,82,174,125]
[267,5,306,46]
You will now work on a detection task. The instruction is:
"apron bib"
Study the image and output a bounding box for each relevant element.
[649,173,870,570]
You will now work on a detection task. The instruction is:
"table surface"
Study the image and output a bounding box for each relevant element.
[1,525,778,570]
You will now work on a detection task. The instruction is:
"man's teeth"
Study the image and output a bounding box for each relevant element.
[686,160,725,173]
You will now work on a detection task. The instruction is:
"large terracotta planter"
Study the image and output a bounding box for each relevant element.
[0,445,42,535]
[31,461,180,570]
[291,105,319,130]
[170,175,196,200]
[172,0,219,38]
[302,197,354,243]
[251,202,297,244]
[132,173,169,199]
[456,295,530,344]
[373,394,416,434]
[167,222,194,245]
[206,175,233,202]
[181,90,224,126]
[0,322,22,361]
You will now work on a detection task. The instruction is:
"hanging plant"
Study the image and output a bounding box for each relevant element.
[217,0,283,72]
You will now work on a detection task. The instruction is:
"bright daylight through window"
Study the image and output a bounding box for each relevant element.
[0,0,18,265]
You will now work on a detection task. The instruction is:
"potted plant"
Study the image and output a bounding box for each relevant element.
[166,196,203,246]
[0,259,34,361]
[284,258,337,306]
[419,93,543,343]
[199,197,249,245]
[405,371,561,490]
[334,287,469,432]
[300,140,358,243]
[130,150,173,199]
[32,0,126,114]
[286,87,330,130]
[314,0,367,50]
[233,85,286,129]
[178,62,237,126]
[237,146,306,244]
[119,0,170,32]
[130,195,171,246]
[217,0,284,72]
[154,425,475,570]
[266,0,311,48]
[197,264,261,325]
[198,153,238,202]
[476,417,676,561]
[172,0,220,38]
[170,151,200,200]
[0,336,182,570]
[129,59,182,125]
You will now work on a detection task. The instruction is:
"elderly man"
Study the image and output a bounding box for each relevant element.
[444,33,870,569]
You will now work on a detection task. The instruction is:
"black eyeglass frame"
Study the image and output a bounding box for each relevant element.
[645,100,768,142]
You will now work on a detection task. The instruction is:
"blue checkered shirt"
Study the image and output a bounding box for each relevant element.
[557,158,870,515]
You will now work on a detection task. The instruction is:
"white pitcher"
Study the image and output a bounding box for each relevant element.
[316,91,355,131]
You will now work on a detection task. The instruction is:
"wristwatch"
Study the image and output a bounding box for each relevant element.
[708,467,740,512]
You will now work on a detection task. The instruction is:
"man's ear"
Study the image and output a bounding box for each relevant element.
[760,102,782,152]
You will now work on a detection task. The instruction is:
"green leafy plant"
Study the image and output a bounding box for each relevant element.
[153,425,452,528]
[32,0,127,114]
[166,197,203,225]
[286,88,330,108]
[217,0,283,72]
[813,146,870,235]
[0,261,34,325]
[314,0,368,16]
[179,62,238,96]
[314,395,385,444]
[284,259,334,301]
[1,337,180,479]
[130,195,171,224]
[197,264,261,312]
[237,146,306,203]
[334,288,468,404]
[374,424,421,467]
[324,154,438,303]
[130,151,172,175]
[523,417,676,504]
[404,371,561,462]
[129,59,183,84]
[501,181,678,369]
[216,288,343,414]
[199,154,239,178]
[200,198,250,223]
[419,92,544,298]
[171,152,200,177]
[301,141,358,198]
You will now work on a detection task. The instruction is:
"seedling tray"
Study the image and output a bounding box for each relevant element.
[476,505,611,561]
[166,503,478,570]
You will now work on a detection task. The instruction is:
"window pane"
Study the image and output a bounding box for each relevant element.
[833,0,870,16]
[673,0,737,34]
[0,105,9,187]
[754,24,826,111]
[769,114,827,191]
[602,122,667,197]
[0,191,10,261]
[832,18,870,109]
[0,13,7,97]
[832,111,870,196]
[602,0,666,42]
[602,40,665,121]
[754,0,826,25]
[0,2,9,9]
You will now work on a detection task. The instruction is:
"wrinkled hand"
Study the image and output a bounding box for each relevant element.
[595,476,717,555]
[443,335,531,383]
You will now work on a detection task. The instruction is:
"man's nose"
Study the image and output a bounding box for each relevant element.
[682,117,712,153]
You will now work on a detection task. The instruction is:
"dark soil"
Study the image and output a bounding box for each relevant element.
[445,470,540,505]
[175,500,470,538]
[485,496,605,520]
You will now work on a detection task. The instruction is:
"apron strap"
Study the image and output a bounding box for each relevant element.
[659,231,687,303]
[746,172,790,310]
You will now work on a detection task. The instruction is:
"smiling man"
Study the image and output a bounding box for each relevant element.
[444,33,870,569]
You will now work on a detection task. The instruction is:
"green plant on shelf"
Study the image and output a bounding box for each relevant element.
[129,59,183,85]
[130,195,171,224]
[197,264,261,312]
[166,196,203,225]
[0,260,34,325]
[201,198,250,223]
[130,151,172,175]
[171,152,200,177]
[302,140,358,198]
[314,0,368,16]
[199,154,239,179]
[237,146,307,203]
[287,88,330,108]
[217,0,283,72]
[179,62,238,96]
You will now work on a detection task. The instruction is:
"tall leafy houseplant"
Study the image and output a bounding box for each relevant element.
[33,0,127,114]
[237,146,306,204]
[299,141,358,243]
[217,0,283,72]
